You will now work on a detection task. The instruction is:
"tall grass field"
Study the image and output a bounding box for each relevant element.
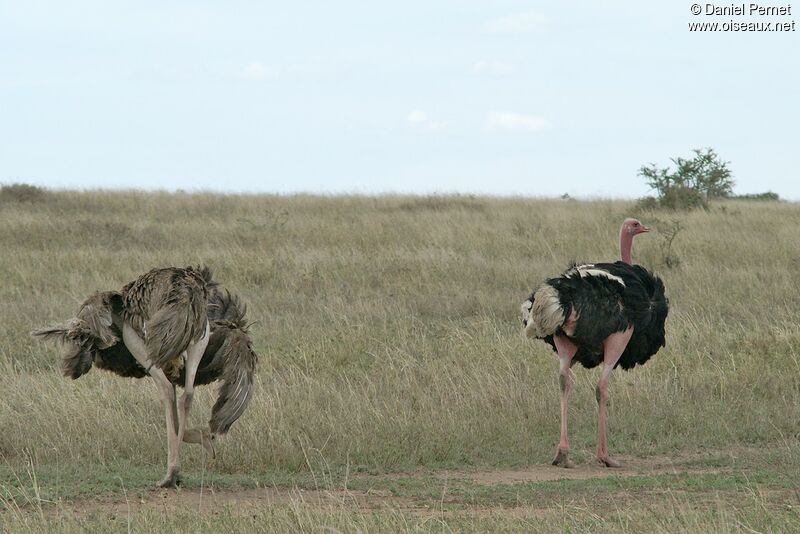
[1,188,799,532]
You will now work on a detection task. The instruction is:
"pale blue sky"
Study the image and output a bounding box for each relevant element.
[2,1,798,198]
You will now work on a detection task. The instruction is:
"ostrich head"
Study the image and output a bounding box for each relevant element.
[620,218,650,264]
[621,218,650,236]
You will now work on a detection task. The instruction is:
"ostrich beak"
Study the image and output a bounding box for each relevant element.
[641,225,651,233]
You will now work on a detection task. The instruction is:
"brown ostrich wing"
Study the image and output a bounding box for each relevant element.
[208,288,247,327]
[122,267,209,369]
[207,325,257,435]
[31,291,123,379]
[76,291,123,348]
[31,321,75,345]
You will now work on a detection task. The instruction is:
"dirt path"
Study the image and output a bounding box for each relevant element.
[439,451,728,485]
[46,451,738,518]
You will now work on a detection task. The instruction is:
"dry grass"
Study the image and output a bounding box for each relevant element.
[1,189,799,530]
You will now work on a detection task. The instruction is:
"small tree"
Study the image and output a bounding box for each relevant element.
[638,148,734,209]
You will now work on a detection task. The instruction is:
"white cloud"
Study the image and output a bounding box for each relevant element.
[408,110,429,124]
[242,61,272,81]
[241,61,339,81]
[407,110,446,130]
[473,60,516,76]
[485,12,548,34]
[486,112,549,132]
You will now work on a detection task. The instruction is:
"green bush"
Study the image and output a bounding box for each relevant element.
[658,185,708,210]
[638,148,733,209]
[733,191,780,201]
[0,183,49,203]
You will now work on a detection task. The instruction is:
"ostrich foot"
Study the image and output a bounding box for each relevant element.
[157,469,181,488]
[596,455,622,468]
[184,428,216,459]
[552,448,575,468]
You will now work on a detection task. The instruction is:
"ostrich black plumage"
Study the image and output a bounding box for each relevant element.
[32,266,257,487]
[521,219,668,468]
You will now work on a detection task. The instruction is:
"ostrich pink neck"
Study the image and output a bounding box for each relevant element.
[619,227,634,265]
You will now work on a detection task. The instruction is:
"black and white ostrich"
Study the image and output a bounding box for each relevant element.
[521,219,668,468]
[32,266,257,487]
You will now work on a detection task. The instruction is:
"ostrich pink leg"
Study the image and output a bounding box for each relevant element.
[552,334,577,468]
[596,327,633,467]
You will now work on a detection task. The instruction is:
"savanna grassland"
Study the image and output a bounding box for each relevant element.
[1,188,799,532]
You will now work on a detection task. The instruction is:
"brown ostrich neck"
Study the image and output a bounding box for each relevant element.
[620,227,634,265]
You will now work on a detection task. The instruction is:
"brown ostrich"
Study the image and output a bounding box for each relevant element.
[521,219,668,468]
[33,266,257,487]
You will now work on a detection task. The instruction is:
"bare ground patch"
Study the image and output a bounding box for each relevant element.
[33,448,760,520]
[438,450,734,485]
[48,486,426,519]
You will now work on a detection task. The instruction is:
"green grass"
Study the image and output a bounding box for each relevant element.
[3,503,793,534]
[1,189,800,530]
